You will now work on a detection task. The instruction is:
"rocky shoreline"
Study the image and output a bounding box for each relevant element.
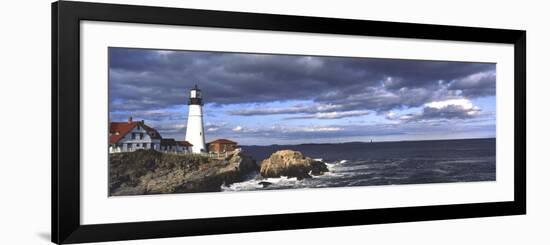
[109,149,328,196]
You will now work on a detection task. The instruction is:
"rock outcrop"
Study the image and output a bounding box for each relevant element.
[109,149,258,196]
[260,150,328,179]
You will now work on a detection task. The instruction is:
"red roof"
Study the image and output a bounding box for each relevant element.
[109,122,138,144]
[176,141,193,147]
[109,121,162,144]
[209,139,237,145]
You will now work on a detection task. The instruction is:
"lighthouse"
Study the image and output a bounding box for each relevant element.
[185,85,206,153]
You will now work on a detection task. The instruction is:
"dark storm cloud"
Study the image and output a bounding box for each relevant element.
[109,109,187,124]
[448,70,496,97]
[285,110,370,120]
[109,48,495,115]
[392,99,482,122]
[228,104,343,116]
[398,106,479,122]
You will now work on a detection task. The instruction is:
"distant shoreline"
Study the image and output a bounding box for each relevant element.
[241,137,496,147]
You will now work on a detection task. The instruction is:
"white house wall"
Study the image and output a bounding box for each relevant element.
[110,124,192,154]
[112,125,161,152]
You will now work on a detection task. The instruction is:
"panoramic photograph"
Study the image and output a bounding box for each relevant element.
[107,47,496,196]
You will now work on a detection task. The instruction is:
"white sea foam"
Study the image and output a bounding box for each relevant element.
[222,159,354,192]
[312,170,343,178]
[436,159,488,165]
[336,164,372,172]
[221,176,305,192]
[221,179,263,192]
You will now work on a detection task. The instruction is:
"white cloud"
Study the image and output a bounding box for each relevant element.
[157,124,186,130]
[424,98,478,110]
[385,111,397,120]
[399,114,415,121]
[229,103,343,116]
[287,110,370,120]
[386,98,482,122]
[302,127,342,132]
[232,126,243,132]
[453,70,496,88]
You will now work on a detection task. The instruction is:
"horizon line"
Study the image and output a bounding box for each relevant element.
[239,136,496,147]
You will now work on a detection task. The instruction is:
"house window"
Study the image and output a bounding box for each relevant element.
[132,133,136,140]
[139,133,144,139]
[127,143,132,149]
[136,143,140,147]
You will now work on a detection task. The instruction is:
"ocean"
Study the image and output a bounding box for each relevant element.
[222,138,496,192]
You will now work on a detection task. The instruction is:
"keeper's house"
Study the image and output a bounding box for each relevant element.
[109,117,192,153]
[160,138,193,153]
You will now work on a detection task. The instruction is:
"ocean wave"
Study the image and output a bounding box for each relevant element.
[221,179,263,192]
[324,163,337,170]
[311,171,344,178]
[222,159,348,191]
[435,159,490,165]
[221,176,307,192]
[335,164,372,173]
[221,158,406,192]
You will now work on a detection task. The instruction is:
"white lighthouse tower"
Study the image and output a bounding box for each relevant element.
[185,85,206,153]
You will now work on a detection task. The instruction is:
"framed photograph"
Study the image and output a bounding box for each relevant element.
[52,1,526,244]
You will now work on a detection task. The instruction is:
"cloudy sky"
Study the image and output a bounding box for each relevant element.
[109,47,496,145]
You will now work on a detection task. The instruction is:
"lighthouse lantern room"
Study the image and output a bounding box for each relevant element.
[185,85,206,153]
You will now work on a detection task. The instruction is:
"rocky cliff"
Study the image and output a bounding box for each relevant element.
[260,150,329,179]
[109,149,257,196]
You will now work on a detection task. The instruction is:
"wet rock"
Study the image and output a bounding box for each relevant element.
[109,149,258,196]
[260,150,329,179]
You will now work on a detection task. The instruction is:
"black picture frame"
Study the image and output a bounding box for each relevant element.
[52,1,526,244]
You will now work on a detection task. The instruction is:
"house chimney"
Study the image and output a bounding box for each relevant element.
[128,116,133,123]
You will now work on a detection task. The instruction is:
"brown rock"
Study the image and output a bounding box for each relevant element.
[260,150,328,179]
[108,149,258,196]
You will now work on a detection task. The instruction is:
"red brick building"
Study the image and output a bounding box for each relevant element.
[208,139,238,153]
